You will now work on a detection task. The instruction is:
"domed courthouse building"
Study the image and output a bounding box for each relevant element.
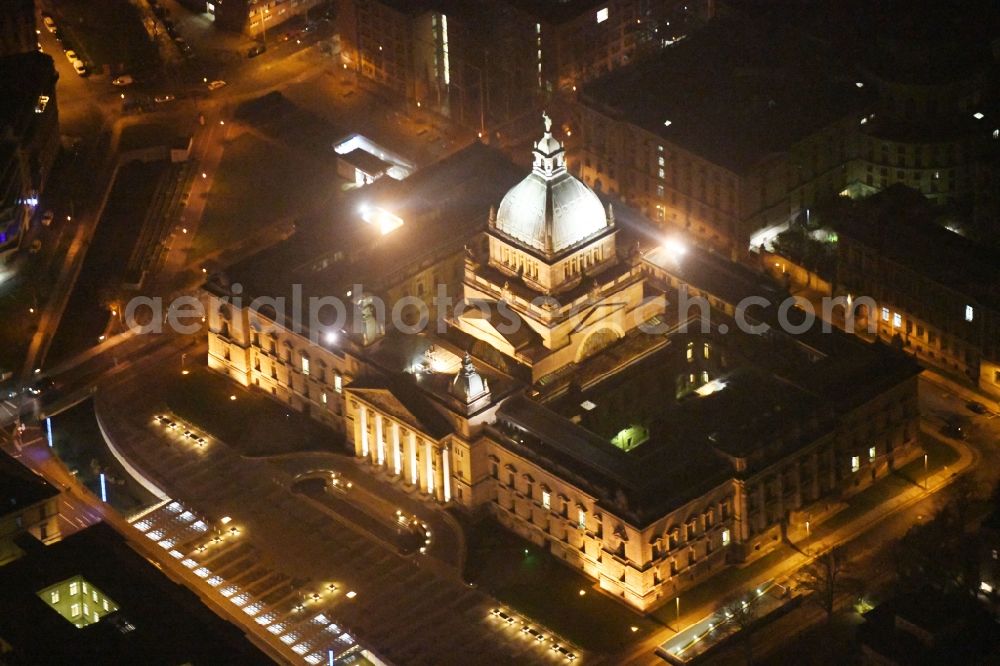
[205,118,921,611]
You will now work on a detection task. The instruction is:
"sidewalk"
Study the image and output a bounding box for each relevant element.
[623,424,975,665]
[922,367,1000,414]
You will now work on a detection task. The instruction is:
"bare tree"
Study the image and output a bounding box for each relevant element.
[716,592,760,666]
[797,546,853,624]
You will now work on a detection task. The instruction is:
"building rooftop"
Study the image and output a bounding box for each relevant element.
[0,450,59,516]
[858,587,1000,665]
[0,51,58,139]
[503,0,611,24]
[0,522,272,664]
[580,17,872,172]
[832,184,1000,312]
[213,142,524,329]
[728,0,1000,86]
[339,147,392,177]
[495,301,919,527]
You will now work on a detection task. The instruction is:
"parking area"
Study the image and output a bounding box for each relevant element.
[45,0,159,74]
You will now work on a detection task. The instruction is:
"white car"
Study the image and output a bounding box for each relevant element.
[72,60,87,76]
[42,16,57,33]
[65,49,78,62]
[113,75,134,86]
[207,80,226,91]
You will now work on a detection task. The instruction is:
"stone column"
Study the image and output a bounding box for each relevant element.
[408,431,418,485]
[374,413,385,466]
[442,445,451,503]
[391,421,401,476]
[358,403,369,458]
[425,440,435,496]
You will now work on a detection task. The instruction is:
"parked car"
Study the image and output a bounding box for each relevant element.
[42,15,57,33]
[72,60,87,76]
[247,43,266,58]
[40,210,54,227]
[153,94,175,104]
[26,378,55,397]
[112,75,134,86]
[64,49,78,62]
[207,80,227,91]
[942,422,966,440]
[967,400,988,415]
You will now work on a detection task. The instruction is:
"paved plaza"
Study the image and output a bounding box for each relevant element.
[96,355,578,665]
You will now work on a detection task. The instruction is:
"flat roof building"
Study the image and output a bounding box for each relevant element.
[0,521,273,664]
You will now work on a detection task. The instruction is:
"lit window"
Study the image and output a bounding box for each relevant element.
[965,305,974,322]
[301,356,310,376]
[663,119,672,127]
[51,591,60,604]
[658,167,665,179]
[542,490,551,510]
[868,446,876,462]
[658,156,665,167]
[881,307,889,321]
[71,603,80,618]
[577,509,587,530]
[321,392,328,405]
[721,529,730,546]
[69,582,79,596]
[658,145,664,153]
[334,375,343,393]
[973,112,984,120]
[851,456,860,473]
[993,129,999,139]
[596,7,609,23]
[892,312,901,328]
[703,344,710,359]
[686,343,693,361]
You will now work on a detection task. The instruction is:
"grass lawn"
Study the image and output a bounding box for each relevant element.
[464,519,660,653]
[53,0,158,72]
[191,133,339,260]
[161,363,343,457]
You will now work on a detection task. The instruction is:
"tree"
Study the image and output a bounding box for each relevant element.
[715,592,760,666]
[797,546,854,624]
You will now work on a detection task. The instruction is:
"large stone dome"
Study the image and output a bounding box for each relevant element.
[494,114,609,255]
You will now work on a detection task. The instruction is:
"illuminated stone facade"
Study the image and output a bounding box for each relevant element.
[206,131,921,611]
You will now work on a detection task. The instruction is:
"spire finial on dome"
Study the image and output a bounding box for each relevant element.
[542,110,552,134]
